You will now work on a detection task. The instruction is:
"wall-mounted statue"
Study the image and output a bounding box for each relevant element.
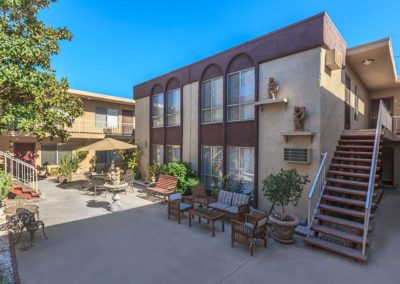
[268,77,280,99]
[293,106,306,131]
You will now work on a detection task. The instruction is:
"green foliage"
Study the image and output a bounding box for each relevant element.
[0,170,12,200]
[89,155,96,172]
[0,0,84,141]
[48,167,59,176]
[58,152,87,181]
[161,162,200,195]
[262,169,309,220]
[148,164,161,180]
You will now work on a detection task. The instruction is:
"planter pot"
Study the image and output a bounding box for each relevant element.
[269,213,299,244]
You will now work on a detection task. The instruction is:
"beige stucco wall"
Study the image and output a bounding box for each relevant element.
[134,96,150,177]
[182,82,199,172]
[258,48,322,219]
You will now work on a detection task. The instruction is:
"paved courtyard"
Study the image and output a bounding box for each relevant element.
[14,178,400,284]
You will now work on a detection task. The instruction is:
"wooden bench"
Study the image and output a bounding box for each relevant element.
[147,174,178,203]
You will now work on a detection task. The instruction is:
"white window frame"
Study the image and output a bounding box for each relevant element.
[166,89,181,127]
[201,146,223,190]
[151,144,164,165]
[201,77,223,124]
[152,93,164,128]
[227,67,255,122]
[166,145,181,163]
[227,146,255,192]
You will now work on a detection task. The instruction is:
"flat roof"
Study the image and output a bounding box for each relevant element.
[69,89,135,105]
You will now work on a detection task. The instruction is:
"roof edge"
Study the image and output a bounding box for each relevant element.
[69,89,135,105]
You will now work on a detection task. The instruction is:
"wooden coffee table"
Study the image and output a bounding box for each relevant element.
[188,208,224,237]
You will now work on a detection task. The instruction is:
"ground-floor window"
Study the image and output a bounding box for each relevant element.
[227,147,254,193]
[166,145,180,163]
[151,144,164,165]
[201,146,223,191]
[41,143,72,166]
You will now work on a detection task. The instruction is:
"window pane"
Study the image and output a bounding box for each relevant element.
[152,94,164,127]
[57,144,72,163]
[202,110,211,124]
[228,105,239,121]
[213,108,223,123]
[240,69,255,104]
[212,147,223,180]
[227,73,240,105]
[201,81,212,109]
[201,175,211,191]
[107,109,118,128]
[167,90,180,126]
[201,147,211,176]
[241,148,254,192]
[166,146,180,163]
[95,107,107,128]
[41,144,57,165]
[96,150,108,164]
[240,104,255,120]
[152,145,163,165]
[227,147,240,181]
[212,78,223,108]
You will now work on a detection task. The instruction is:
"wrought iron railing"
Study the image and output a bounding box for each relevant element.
[362,100,392,256]
[0,151,39,193]
[307,152,328,237]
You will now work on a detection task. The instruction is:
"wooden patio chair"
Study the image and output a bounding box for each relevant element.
[167,193,193,224]
[231,212,269,256]
[15,207,48,247]
[192,185,209,206]
[147,174,178,203]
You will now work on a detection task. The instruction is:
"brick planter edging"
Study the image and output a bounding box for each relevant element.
[8,232,20,284]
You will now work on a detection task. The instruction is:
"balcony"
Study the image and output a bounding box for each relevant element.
[67,119,134,137]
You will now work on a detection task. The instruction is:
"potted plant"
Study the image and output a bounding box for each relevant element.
[262,169,309,244]
[148,164,161,183]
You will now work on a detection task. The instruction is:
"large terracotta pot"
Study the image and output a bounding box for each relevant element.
[269,213,299,244]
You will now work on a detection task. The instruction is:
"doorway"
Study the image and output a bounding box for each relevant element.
[14,143,36,166]
[370,98,393,128]
[344,76,351,130]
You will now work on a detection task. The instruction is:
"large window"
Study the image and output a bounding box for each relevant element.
[152,93,164,128]
[166,145,181,163]
[41,143,72,166]
[201,146,223,191]
[166,89,181,126]
[151,144,164,165]
[227,68,255,121]
[201,77,223,124]
[95,107,118,128]
[227,147,254,193]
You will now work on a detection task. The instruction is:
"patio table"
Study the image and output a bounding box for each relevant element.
[4,205,40,220]
[104,182,128,212]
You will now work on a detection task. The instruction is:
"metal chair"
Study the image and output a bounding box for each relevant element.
[84,172,94,191]
[15,207,48,247]
[92,176,107,197]
[122,173,135,193]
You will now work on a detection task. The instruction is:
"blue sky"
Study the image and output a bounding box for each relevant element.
[40,0,400,99]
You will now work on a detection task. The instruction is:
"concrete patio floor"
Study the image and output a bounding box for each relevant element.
[14,179,400,284]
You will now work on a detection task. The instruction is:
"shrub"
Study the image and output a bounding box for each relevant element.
[58,152,87,181]
[262,169,309,220]
[0,170,12,201]
[161,162,200,195]
[148,164,162,181]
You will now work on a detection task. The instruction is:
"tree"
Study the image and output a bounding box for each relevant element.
[0,0,83,141]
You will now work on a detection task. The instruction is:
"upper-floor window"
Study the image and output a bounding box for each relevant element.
[227,68,255,122]
[152,93,164,128]
[166,145,181,163]
[166,89,181,126]
[95,107,118,128]
[201,77,223,124]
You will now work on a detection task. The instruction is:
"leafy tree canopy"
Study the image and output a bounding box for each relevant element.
[0,0,83,141]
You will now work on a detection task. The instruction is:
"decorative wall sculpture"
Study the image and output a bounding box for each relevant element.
[293,106,306,131]
[268,77,280,99]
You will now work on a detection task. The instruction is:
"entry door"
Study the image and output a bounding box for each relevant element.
[370,98,393,128]
[344,76,351,130]
[122,110,134,135]
[14,143,35,165]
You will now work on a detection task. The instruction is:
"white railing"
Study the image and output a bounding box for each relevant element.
[307,152,328,237]
[393,116,400,135]
[67,119,134,136]
[362,100,392,256]
[0,151,39,193]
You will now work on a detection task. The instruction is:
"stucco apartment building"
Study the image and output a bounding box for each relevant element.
[0,89,135,172]
[133,12,400,219]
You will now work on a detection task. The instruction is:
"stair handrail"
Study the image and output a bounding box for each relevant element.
[362,100,390,256]
[0,150,39,193]
[307,152,328,237]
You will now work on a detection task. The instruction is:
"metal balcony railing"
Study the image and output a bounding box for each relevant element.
[67,120,134,136]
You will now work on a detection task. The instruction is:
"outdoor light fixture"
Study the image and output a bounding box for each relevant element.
[362,59,375,66]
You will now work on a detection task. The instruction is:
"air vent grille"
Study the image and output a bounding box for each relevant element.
[284,148,311,163]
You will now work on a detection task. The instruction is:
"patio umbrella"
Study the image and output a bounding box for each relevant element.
[78,138,137,152]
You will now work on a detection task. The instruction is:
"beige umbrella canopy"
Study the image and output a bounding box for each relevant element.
[78,138,137,152]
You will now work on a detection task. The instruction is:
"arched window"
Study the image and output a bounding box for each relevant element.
[151,84,164,128]
[201,64,224,124]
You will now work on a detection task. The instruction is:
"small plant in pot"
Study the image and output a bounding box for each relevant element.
[262,169,309,244]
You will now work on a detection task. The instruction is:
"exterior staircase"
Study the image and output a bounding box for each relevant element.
[304,131,382,261]
[305,100,393,261]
